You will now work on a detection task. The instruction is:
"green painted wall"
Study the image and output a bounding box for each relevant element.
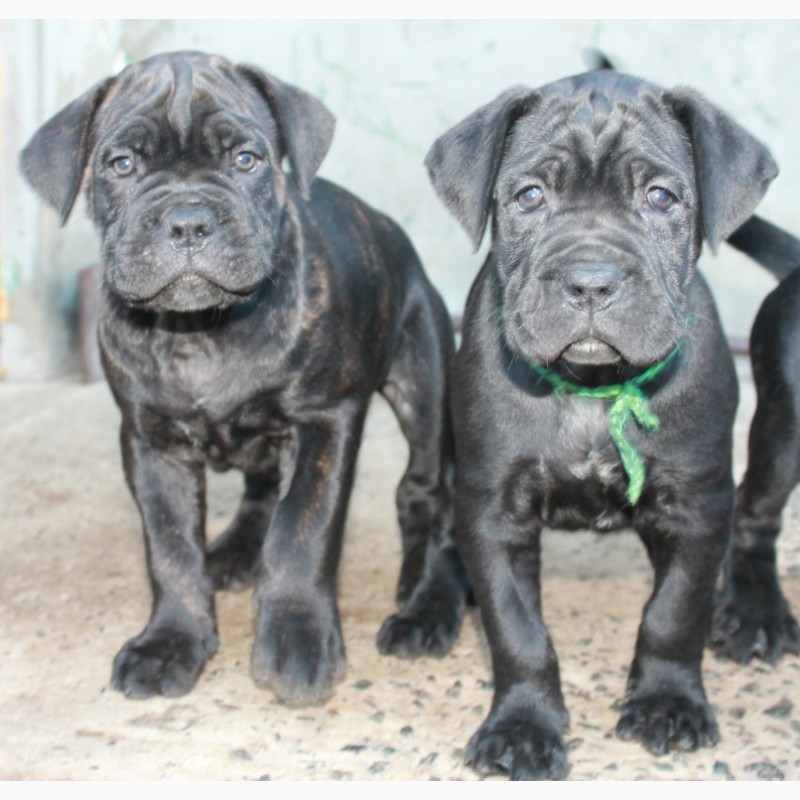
[3,19,798,378]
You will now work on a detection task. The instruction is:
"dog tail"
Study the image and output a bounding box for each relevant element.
[727,215,800,281]
[582,48,615,71]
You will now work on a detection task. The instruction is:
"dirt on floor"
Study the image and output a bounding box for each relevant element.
[1,358,798,780]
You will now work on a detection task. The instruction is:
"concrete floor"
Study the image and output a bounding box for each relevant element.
[1,358,798,781]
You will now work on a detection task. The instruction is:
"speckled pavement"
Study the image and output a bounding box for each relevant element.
[1,358,798,780]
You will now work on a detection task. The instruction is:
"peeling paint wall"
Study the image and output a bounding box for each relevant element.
[3,19,799,379]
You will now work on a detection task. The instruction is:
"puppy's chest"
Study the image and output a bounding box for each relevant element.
[511,400,634,531]
[175,402,288,472]
[551,400,620,474]
[139,343,292,471]
[154,337,245,400]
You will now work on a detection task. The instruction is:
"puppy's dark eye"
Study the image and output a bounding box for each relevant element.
[110,156,135,177]
[233,152,261,172]
[645,186,677,212]
[515,185,545,213]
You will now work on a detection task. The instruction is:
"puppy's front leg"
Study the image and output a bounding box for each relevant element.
[112,423,218,698]
[459,488,569,781]
[251,401,368,707]
[618,491,731,754]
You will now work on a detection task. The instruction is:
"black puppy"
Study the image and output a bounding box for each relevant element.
[713,218,800,664]
[20,51,467,705]
[426,69,777,778]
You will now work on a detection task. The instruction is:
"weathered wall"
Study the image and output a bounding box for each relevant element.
[3,19,799,379]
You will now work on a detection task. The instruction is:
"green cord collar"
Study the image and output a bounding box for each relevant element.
[529,344,683,506]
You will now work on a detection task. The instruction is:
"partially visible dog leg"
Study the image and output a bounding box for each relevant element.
[376,275,468,659]
[635,523,656,566]
[712,270,800,663]
[206,473,278,591]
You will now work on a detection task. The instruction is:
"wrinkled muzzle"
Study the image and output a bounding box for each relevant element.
[104,188,274,313]
[499,220,688,368]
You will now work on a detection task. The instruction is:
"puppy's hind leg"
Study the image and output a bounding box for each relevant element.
[377,276,469,659]
[206,472,279,591]
[712,272,800,664]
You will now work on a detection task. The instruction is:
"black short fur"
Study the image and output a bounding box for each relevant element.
[426,67,778,779]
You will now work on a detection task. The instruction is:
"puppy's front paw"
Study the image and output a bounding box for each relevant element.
[711,564,800,665]
[111,626,218,699]
[251,596,346,706]
[466,709,569,781]
[616,692,719,755]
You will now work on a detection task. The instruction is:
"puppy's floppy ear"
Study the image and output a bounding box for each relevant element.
[425,86,537,252]
[666,88,778,252]
[19,77,115,225]
[238,65,335,198]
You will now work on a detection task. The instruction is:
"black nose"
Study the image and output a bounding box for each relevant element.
[162,204,216,246]
[562,262,625,309]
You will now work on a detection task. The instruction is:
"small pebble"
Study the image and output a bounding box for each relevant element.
[764,698,793,719]
[744,762,784,780]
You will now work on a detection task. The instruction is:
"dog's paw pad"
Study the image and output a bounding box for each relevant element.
[111,628,216,699]
[616,693,719,755]
[251,600,345,706]
[466,716,568,780]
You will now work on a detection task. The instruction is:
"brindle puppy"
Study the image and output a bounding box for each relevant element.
[21,51,468,705]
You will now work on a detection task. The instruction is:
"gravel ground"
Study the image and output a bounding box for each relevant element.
[1,358,798,780]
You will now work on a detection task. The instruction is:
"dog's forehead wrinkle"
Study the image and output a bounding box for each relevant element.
[165,58,197,149]
[101,57,276,159]
[100,116,160,156]
[569,89,615,139]
[175,95,269,157]
[203,111,278,155]
[504,106,686,195]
